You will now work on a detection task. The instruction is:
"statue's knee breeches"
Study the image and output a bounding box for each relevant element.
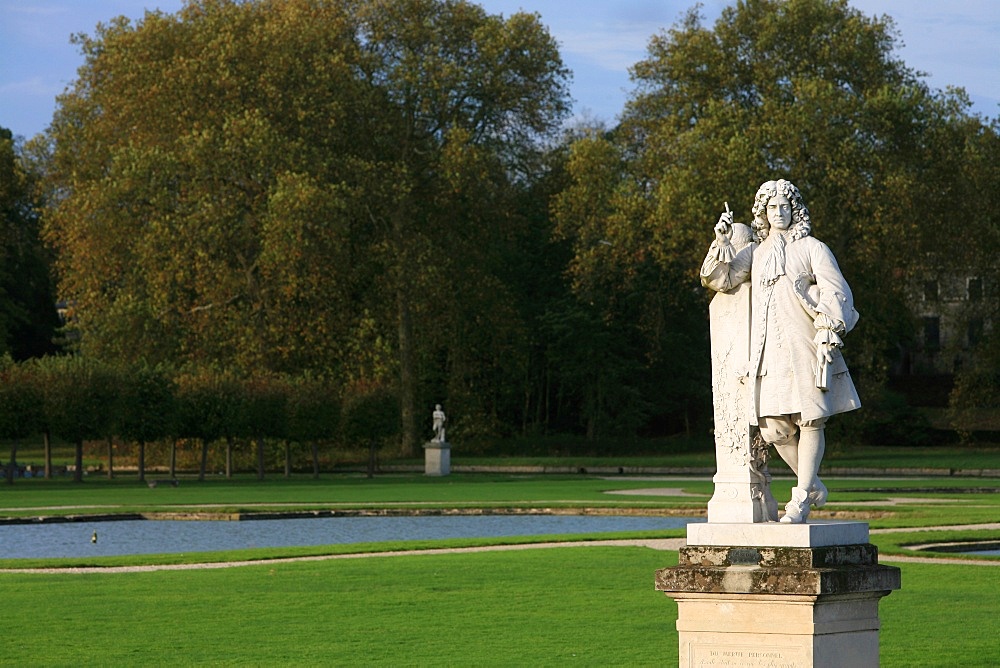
[758,415,797,446]
[759,414,827,445]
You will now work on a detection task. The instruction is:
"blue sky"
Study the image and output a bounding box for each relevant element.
[2,0,998,140]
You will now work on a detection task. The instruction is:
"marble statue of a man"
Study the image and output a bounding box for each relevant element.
[432,404,447,443]
[700,179,861,523]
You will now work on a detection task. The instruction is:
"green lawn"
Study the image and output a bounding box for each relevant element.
[0,473,716,516]
[0,471,997,666]
[0,548,993,667]
[10,440,1000,475]
[447,445,1000,471]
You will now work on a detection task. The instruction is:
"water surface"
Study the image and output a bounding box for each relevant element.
[1,514,700,559]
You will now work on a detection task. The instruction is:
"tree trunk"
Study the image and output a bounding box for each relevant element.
[43,430,52,479]
[256,436,265,481]
[367,442,377,479]
[522,386,531,436]
[311,442,320,479]
[391,198,418,459]
[684,398,691,438]
[199,439,208,481]
[74,439,83,482]
[396,285,417,457]
[225,436,234,479]
[544,367,551,434]
[107,436,114,479]
[6,439,17,485]
[169,439,177,478]
[137,440,146,482]
[284,441,291,478]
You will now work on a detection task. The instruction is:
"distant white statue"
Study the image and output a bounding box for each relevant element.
[432,404,447,443]
[700,179,861,523]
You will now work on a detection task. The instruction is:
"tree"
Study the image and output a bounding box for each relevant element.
[0,128,61,360]
[553,0,997,434]
[286,374,340,478]
[945,115,1000,439]
[0,357,43,483]
[547,124,717,439]
[40,0,570,455]
[116,363,176,482]
[41,2,365,370]
[349,0,570,452]
[35,356,116,482]
[243,373,289,480]
[175,367,247,480]
[341,381,400,478]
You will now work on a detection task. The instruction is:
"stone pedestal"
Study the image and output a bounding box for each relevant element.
[423,441,450,476]
[656,523,900,667]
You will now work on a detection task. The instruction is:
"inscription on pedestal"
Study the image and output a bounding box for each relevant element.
[728,548,761,565]
[692,644,805,667]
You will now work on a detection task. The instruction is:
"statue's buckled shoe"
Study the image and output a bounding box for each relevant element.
[780,487,811,524]
[808,479,828,507]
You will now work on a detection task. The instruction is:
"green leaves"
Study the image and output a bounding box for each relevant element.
[603,0,996,391]
[0,129,60,359]
[0,356,43,441]
[544,0,1000,438]
[40,0,571,452]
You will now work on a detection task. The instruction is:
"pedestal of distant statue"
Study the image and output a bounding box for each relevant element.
[423,441,450,476]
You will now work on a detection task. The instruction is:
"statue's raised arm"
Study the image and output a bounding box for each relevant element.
[700,204,755,294]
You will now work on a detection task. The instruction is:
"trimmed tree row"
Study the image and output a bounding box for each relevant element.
[0,357,400,482]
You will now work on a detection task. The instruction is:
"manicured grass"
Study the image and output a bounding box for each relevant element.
[10,441,1000,477]
[0,474,717,518]
[819,445,1000,471]
[0,547,993,666]
[0,469,997,665]
[879,561,1000,667]
[451,444,1000,471]
[0,547,675,666]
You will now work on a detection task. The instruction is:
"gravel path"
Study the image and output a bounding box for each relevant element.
[878,554,1000,566]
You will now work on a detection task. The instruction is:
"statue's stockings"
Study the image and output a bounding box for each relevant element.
[772,424,825,493]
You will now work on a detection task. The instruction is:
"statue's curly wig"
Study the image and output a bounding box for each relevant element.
[750,179,811,243]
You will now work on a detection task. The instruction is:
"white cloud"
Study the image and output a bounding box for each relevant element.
[0,76,63,97]
[0,1,66,17]
[558,27,653,72]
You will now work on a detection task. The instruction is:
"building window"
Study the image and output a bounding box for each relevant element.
[968,318,984,347]
[923,280,939,301]
[923,316,940,351]
[968,277,983,301]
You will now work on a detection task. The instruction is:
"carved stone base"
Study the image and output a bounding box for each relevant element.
[422,441,450,476]
[656,533,901,667]
[706,468,778,523]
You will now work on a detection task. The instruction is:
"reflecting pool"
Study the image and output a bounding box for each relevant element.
[964,548,1000,556]
[1,514,702,559]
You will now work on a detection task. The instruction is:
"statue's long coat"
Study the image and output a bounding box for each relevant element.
[701,223,861,424]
